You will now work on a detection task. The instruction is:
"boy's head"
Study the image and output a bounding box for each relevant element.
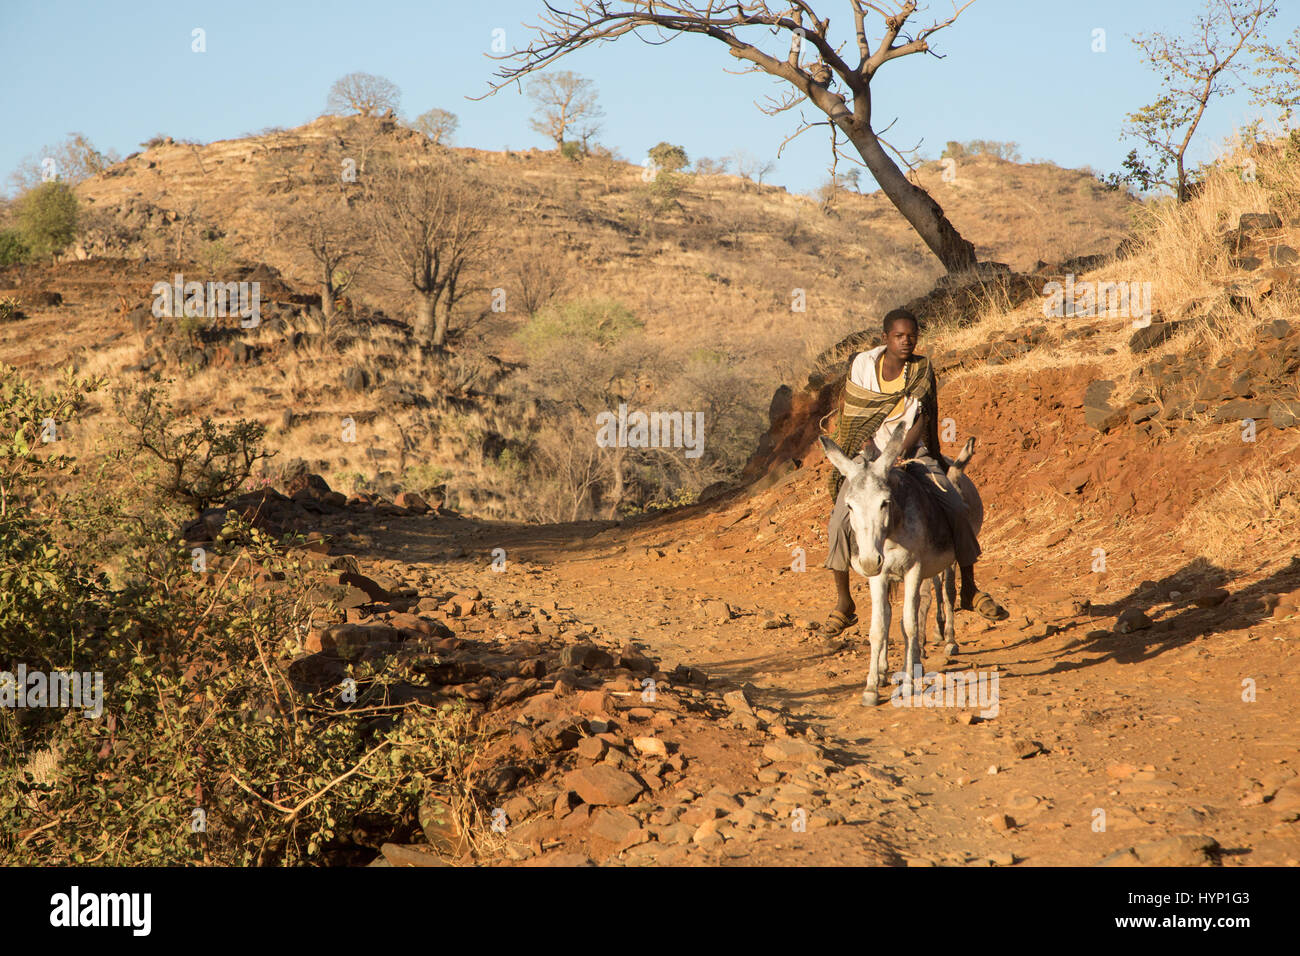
[881,308,919,361]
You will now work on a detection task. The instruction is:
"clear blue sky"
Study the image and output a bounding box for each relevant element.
[2,0,1296,198]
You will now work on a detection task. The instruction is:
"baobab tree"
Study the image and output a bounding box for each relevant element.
[1121,0,1276,201]
[526,71,605,150]
[484,1,979,273]
[365,158,496,347]
[327,72,402,117]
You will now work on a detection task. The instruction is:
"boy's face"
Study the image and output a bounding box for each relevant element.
[884,319,918,361]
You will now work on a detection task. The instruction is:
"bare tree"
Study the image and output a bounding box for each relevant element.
[285,189,368,326]
[729,149,776,190]
[412,108,460,145]
[1121,0,1276,201]
[512,243,572,317]
[327,72,402,117]
[526,71,605,149]
[483,2,981,273]
[365,158,496,347]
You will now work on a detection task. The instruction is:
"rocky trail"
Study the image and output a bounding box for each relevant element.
[280,332,1300,866]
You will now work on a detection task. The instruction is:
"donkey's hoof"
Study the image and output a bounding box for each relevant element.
[944,643,958,657]
[861,688,880,707]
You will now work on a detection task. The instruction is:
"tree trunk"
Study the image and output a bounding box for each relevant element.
[431,296,451,347]
[320,281,335,323]
[416,292,437,344]
[845,126,977,273]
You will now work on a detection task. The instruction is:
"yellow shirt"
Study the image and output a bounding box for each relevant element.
[877,355,906,420]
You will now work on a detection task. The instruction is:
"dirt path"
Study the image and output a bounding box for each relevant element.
[346,457,1300,866]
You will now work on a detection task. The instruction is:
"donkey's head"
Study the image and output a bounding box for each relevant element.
[820,423,908,577]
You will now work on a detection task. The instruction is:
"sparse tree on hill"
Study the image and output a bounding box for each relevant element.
[648,142,689,173]
[365,158,495,347]
[1121,0,1277,201]
[728,149,776,190]
[327,72,402,117]
[485,2,983,273]
[526,71,604,151]
[412,108,460,145]
[9,133,119,195]
[285,190,369,327]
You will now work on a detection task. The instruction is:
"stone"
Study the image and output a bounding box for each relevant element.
[632,736,668,758]
[1128,404,1160,425]
[722,688,754,714]
[395,491,429,513]
[1269,401,1300,429]
[560,644,615,670]
[1238,211,1282,232]
[589,807,647,849]
[1128,321,1182,354]
[1211,400,1269,424]
[1115,608,1151,634]
[1099,834,1219,867]
[763,738,821,763]
[1084,405,1125,433]
[418,795,468,856]
[338,571,392,603]
[380,843,450,867]
[564,765,645,806]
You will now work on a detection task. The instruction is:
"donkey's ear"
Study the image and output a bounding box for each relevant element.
[819,435,863,479]
[873,422,908,472]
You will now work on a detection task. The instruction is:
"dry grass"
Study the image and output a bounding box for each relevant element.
[1177,461,1300,565]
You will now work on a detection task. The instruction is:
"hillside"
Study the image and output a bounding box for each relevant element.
[0,114,1136,520]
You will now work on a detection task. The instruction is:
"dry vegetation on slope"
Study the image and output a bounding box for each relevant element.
[1,114,1135,522]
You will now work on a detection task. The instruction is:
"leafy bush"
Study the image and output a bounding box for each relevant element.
[115,383,276,517]
[0,230,28,266]
[560,140,582,161]
[0,367,485,866]
[518,298,643,355]
[15,182,78,261]
[648,142,689,172]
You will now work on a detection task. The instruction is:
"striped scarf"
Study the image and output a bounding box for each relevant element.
[826,354,943,501]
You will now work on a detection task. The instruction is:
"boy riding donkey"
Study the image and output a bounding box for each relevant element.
[818,307,1009,639]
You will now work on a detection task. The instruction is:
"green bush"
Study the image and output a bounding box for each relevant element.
[115,383,277,518]
[0,230,28,266]
[0,367,485,866]
[560,141,581,161]
[648,142,689,173]
[518,298,643,355]
[15,182,78,261]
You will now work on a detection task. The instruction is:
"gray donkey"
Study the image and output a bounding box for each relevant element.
[819,424,984,704]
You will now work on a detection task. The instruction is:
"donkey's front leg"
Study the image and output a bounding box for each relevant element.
[861,572,891,705]
[901,566,925,699]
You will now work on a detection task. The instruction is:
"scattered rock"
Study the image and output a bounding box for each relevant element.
[563,765,645,806]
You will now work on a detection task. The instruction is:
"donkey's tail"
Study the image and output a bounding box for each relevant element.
[946,437,976,484]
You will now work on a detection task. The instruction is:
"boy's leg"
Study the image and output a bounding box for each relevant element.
[820,446,877,633]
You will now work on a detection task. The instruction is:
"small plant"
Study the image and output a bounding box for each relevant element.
[0,296,23,322]
[116,383,276,518]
